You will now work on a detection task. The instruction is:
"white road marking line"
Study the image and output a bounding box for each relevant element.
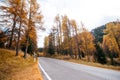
[38,63,52,80]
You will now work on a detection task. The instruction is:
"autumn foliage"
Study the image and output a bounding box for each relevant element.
[44,15,120,65]
[0,0,43,58]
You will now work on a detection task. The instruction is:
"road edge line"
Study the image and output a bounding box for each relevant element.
[38,63,52,80]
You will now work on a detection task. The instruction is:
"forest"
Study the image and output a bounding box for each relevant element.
[0,0,120,80]
[0,0,43,58]
[44,15,120,65]
[0,0,120,65]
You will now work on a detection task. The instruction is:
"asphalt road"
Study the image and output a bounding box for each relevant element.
[38,57,120,80]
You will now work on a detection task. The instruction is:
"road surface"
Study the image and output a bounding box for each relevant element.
[38,57,120,80]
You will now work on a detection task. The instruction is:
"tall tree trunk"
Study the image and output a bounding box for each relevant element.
[58,20,62,54]
[74,26,81,59]
[9,15,16,49]
[24,0,32,58]
[16,20,22,56]
[24,36,29,59]
[67,20,73,57]
[16,0,24,56]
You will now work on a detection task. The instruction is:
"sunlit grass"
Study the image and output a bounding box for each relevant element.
[0,48,43,80]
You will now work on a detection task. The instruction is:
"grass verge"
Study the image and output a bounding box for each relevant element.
[0,48,43,80]
[50,54,120,71]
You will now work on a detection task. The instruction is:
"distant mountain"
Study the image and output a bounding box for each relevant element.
[91,21,119,43]
[91,25,106,43]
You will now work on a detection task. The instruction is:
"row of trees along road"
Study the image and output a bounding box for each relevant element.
[0,0,43,58]
[44,15,120,65]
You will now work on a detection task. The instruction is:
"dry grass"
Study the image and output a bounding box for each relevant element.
[9,62,43,80]
[0,48,43,80]
[51,54,120,71]
[67,59,120,71]
[37,52,44,57]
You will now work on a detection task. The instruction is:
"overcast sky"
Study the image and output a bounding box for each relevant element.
[37,0,120,47]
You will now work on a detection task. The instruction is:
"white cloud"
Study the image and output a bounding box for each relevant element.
[37,0,120,47]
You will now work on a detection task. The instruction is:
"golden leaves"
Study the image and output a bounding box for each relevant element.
[79,31,96,55]
[103,22,120,57]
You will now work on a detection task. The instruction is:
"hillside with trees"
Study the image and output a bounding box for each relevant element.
[0,0,120,79]
[0,0,43,79]
[43,14,120,65]
[0,0,43,58]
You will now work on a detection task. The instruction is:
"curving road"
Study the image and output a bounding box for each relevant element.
[38,57,120,80]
